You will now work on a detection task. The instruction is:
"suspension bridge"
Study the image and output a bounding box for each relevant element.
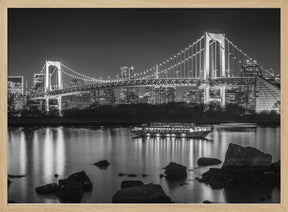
[29,32,280,113]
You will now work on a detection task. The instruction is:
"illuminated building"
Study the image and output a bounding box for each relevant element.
[153,86,176,104]
[89,89,116,106]
[182,89,202,104]
[225,85,256,111]
[32,73,45,92]
[103,89,116,105]
[8,76,25,110]
[62,93,91,109]
[119,66,138,104]
[8,76,24,96]
[242,60,261,77]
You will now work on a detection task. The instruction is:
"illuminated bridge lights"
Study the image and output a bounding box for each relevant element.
[30,77,256,99]
[27,32,279,113]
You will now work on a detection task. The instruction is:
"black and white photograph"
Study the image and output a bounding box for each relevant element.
[7,8,280,204]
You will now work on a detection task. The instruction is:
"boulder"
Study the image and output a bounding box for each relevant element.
[200,166,277,189]
[33,171,93,203]
[121,180,144,189]
[197,157,222,166]
[36,183,60,194]
[55,171,92,202]
[164,162,187,179]
[57,178,84,203]
[112,183,172,203]
[223,143,272,167]
[94,160,110,168]
[271,160,280,171]
[270,160,280,185]
[203,200,214,203]
[198,144,280,189]
[127,174,137,177]
[68,171,92,191]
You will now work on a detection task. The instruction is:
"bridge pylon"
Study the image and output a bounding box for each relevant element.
[44,61,63,114]
[45,61,62,92]
[203,32,226,107]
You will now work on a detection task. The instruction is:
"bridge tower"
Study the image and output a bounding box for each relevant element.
[203,32,226,107]
[44,61,62,113]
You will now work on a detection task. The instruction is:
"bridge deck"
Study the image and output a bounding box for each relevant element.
[30,77,256,99]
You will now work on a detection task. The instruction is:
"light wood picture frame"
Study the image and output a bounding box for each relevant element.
[0,0,287,211]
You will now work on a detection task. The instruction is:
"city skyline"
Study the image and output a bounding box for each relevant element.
[8,9,280,88]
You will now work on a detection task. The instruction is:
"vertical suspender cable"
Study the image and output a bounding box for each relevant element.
[182,50,184,78]
[200,39,202,77]
[214,41,216,77]
[192,45,194,78]
[168,59,170,78]
[195,42,197,78]
[188,46,191,78]
[190,44,193,78]
[181,51,183,78]
[238,50,240,77]
[173,57,175,78]
[177,54,179,78]
[189,45,191,78]
[233,46,235,76]
[183,50,185,78]
[228,42,230,77]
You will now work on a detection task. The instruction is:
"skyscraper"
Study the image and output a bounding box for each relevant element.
[8,76,25,110]
[103,88,116,105]
[119,66,138,104]
[32,73,45,92]
[153,86,176,104]
[8,76,24,96]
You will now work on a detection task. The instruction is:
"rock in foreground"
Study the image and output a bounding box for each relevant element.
[223,143,272,167]
[121,180,144,189]
[164,162,187,179]
[94,160,110,168]
[199,143,279,189]
[57,178,84,203]
[68,171,92,191]
[197,157,222,166]
[34,170,92,203]
[199,165,280,189]
[36,183,60,194]
[112,183,172,203]
[56,170,92,202]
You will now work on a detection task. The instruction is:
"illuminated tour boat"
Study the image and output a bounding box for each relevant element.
[132,122,213,138]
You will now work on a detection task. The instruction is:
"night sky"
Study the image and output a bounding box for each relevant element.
[8,8,280,88]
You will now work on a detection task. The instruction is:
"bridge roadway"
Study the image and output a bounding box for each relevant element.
[30,77,256,99]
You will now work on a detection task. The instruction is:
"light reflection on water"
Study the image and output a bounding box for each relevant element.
[8,125,280,203]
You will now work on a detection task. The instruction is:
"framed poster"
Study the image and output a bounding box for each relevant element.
[0,0,287,211]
